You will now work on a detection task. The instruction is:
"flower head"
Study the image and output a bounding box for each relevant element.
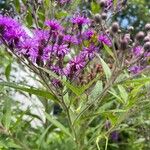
[45,19,63,31]
[83,29,95,40]
[129,65,143,74]
[64,54,86,77]
[0,15,27,46]
[53,44,70,57]
[82,44,98,59]
[132,46,143,57]
[64,34,78,45]
[98,34,112,46]
[71,15,90,26]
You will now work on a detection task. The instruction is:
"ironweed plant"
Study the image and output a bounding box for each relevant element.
[0,0,150,150]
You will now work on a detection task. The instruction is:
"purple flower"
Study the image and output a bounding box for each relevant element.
[51,66,63,75]
[110,131,119,141]
[144,52,150,57]
[82,44,98,59]
[0,15,27,47]
[64,55,86,77]
[18,38,34,54]
[69,56,85,70]
[129,65,143,74]
[42,46,52,61]
[28,47,38,63]
[98,34,112,47]
[33,29,49,44]
[53,44,69,57]
[52,79,62,87]
[83,29,95,40]
[132,46,143,57]
[45,19,63,31]
[63,35,79,45]
[71,15,90,26]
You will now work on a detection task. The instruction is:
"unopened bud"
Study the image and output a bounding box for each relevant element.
[144,36,150,42]
[94,14,101,23]
[145,23,150,31]
[136,31,145,41]
[144,42,150,51]
[101,13,107,20]
[99,0,106,8]
[111,22,119,33]
[120,39,128,50]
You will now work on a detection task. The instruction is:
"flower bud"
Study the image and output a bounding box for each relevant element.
[94,14,101,23]
[111,22,119,33]
[144,42,150,51]
[120,39,128,50]
[144,36,150,42]
[135,31,145,41]
[145,23,150,31]
[99,0,106,8]
[101,13,107,20]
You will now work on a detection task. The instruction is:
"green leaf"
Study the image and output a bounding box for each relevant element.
[3,98,11,129]
[91,1,100,14]
[109,90,124,104]
[13,0,20,12]
[0,82,58,101]
[118,85,128,103]
[124,77,150,84]
[113,0,118,10]
[26,12,33,27]
[45,0,50,7]
[55,11,68,19]
[5,63,11,81]
[90,80,103,100]
[38,125,51,149]
[103,44,115,59]
[44,112,73,138]
[97,54,112,80]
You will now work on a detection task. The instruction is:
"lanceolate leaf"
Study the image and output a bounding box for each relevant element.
[0,82,58,101]
[103,44,115,60]
[97,54,112,80]
[118,85,128,103]
[44,112,73,138]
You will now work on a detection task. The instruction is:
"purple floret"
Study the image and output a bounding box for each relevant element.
[83,29,94,40]
[53,44,70,57]
[129,65,143,74]
[45,19,63,31]
[71,15,90,26]
[64,54,86,77]
[82,44,98,59]
[98,34,112,47]
[132,46,143,57]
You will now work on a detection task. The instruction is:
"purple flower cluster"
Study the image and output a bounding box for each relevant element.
[0,15,103,80]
